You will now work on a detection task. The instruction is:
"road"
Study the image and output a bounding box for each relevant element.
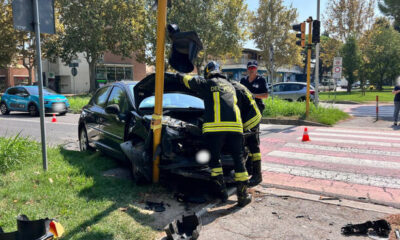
[259,125,400,208]
[0,113,80,146]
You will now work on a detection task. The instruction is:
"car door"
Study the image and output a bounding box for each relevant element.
[5,88,19,110]
[85,86,111,144]
[272,84,285,99]
[16,87,31,111]
[285,84,303,101]
[101,86,130,159]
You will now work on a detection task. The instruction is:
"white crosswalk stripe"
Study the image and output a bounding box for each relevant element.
[314,128,400,136]
[309,132,400,141]
[295,137,400,147]
[350,105,394,117]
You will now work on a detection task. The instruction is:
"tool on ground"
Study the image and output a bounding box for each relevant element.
[51,114,57,123]
[302,127,310,142]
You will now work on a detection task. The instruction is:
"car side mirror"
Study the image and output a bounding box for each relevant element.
[105,104,120,115]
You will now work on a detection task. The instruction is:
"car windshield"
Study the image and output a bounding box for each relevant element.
[26,87,58,95]
[139,93,204,109]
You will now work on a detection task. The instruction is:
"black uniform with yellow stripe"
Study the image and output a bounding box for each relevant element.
[229,81,262,131]
[179,73,248,183]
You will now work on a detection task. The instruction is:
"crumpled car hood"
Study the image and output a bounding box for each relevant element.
[134,72,200,109]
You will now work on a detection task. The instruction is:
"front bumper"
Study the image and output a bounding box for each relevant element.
[45,102,69,113]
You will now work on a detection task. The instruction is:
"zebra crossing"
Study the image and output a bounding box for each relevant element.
[259,126,400,208]
[347,104,394,118]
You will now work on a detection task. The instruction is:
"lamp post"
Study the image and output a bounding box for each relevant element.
[314,0,321,106]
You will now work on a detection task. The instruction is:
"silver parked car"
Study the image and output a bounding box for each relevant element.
[270,82,315,102]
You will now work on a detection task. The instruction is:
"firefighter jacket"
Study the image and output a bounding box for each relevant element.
[230,81,262,131]
[181,73,243,133]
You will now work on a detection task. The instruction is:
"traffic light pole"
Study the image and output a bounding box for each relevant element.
[152,0,167,183]
[314,0,320,106]
[306,18,313,118]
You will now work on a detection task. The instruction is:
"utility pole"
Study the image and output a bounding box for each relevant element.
[315,0,320,106]
[306,17,313,118]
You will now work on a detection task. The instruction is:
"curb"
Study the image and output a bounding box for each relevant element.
[320,100,360,104]
[261,118,330,127]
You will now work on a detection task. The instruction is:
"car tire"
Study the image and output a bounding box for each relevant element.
[297,97,306,102]
[79,126,93,152]
[28,104,39,117]
[59,111,67,116]
[0,102,10,115]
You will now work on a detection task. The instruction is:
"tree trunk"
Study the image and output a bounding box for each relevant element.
[28,67,33,85]
[89,61,97,93]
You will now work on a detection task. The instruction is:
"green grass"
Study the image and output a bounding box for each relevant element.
[263,98,349,125]
[67,95,91,114]
[0,136,159,240]
[319,87,395,103]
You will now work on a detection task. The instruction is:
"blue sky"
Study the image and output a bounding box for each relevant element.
[244,0,381,48]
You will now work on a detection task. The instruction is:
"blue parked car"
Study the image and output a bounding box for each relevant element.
[0,86,70,116]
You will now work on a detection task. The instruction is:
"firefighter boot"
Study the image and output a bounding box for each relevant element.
[212,175,228,202]
[249,160,262,187]
[236,181,252,207]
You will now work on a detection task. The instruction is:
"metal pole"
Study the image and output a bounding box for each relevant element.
[33,0,48,170]
[376,95,379,121]
[306,18,312,118]
[314,0,320,106]
[152,0,167,183]
[270,45,274,100]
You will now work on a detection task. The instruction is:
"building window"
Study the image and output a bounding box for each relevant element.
[107,66,116,82]
[116,67,125,81]
[0,77,6,92]
[96,66,107,79]
[125,67,132,80]
[14,77,29,86]
[95,65,134,83]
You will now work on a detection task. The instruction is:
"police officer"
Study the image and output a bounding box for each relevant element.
[177,61,252,207]
[240,60,268,187]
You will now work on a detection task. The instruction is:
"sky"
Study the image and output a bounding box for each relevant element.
[244,0,382,49]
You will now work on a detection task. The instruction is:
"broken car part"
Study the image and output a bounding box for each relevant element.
[341,219,391,238]
[164,214,202,240]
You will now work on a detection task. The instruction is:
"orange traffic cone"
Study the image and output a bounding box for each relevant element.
[302,127,310,142]
[51,113,57,123]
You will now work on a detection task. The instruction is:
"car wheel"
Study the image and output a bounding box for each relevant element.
[0,103,10,115]
[297,97,306,102]
[79,127,92,152]
[28,104,39,117]
[59,111,67,116]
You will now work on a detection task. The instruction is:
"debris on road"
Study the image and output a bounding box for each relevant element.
[146,201,166,212]
[164,214,202,240]
[341,219,391,238]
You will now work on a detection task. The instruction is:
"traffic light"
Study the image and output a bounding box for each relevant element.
[168,24,203,73]
[292,22,306,48]
[312,20,320,43]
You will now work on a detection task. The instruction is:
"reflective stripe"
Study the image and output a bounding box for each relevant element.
[251,153,261,161]
[213,92,220,122]
[183,75,192,89]
[211,167,223,177]
[203,127,243,133]
[243,112,261,131]
[233,95,241,123]
[203,122,243,128]
[234,172,249,182]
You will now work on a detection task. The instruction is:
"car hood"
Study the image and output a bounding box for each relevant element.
[134,72,200,109]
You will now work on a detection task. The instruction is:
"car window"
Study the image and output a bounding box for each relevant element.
[286,84,303,91]
[7,88,18,95]
[273,85,285,92]
[107,86,128,113]
[139,93,204,109]
[16,87,28,96]
[93,87,110,107]
[25,87,57,95]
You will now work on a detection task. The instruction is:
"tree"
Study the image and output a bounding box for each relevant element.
[49,0,148,92]
[320,35,343,76]
[362,18,400,90]
[341,36,361,93]
[323,0,375,41]
[0,0,17,68]
[378,0,400,31]
[144,0,248,72]
[250,0,302,83]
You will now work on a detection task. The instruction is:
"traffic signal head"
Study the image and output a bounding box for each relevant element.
[292,22,305,48]
[312,20,320,43]
[168,24,204,73]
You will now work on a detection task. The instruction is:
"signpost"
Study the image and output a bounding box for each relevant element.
[332,57,342,101]
[12,0,55,171]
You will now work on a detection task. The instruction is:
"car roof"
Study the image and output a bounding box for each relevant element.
[274,82,307,85]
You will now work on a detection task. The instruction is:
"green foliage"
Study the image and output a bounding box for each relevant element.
[320,36,343,75]
[250,0,302,77]
[0,134,40,174]
[319,88,395,102]
[341,36,361,93]
[0,0,17,68]
[0,139,158,239]
[263,98,349,125]
[48,0,149,92]
[67,95,92,113]
[378,0,400,31]
[362,20,400,90]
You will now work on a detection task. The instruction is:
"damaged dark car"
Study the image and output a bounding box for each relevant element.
[78,73,251,184]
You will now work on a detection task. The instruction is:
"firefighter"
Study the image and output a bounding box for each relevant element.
[240,60,268,187]
[176,61,252,207]
[228,79,262,187]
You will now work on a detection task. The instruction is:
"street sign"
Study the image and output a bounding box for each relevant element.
[332,57,342,79]
[68,63,79,68]
[12,0,55,34]
[333,57,342,67]
[71,67,78,76]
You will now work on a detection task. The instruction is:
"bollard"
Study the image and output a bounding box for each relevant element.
[376,95,379,121]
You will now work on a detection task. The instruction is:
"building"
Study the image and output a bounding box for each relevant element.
[220,48,302,83]
[42,52,147,94]
[0,63,35,92]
